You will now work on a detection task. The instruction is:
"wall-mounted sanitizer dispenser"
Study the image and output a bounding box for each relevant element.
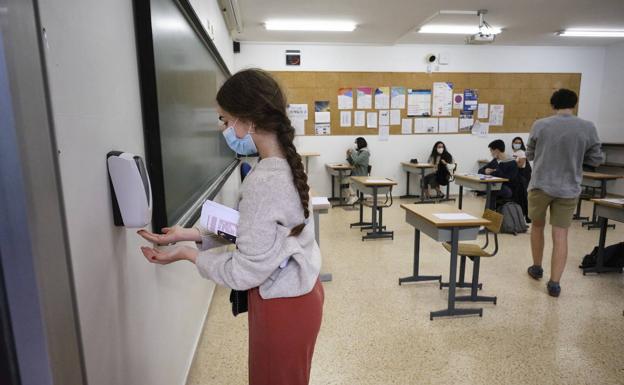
[107,151,152,228]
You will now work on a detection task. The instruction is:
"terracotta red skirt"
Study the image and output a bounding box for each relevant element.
[247,279,324,385]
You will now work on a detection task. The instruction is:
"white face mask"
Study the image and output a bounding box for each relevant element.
[436,147,444,154]
[513,143,522,151]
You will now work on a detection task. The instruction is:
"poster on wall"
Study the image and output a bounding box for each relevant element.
[390,109,401,125]
[379,110,390,126]
[357,87,373,109]
[438,118,459,133]
[401,118,413,134]
[414,118,439,134]
[463,89,478,112]
[407,89,432,117]
[314,101,330,123]
[478,103,489,119]
[287,104,308,120]
[432,82,453,116]
[315,123,331,135]
[374,87,390,109]
[489,104,505,126]
[453,93,464,109]
[292,118,306,136]
[354,110,365,127]
[340,111,352,127]
[391,87,406,109]
[338,88,354,110]
[378,125,390,141]
[366,112,378,128]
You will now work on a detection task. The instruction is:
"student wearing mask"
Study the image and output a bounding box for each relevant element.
[423,141,454,199]
[345,137,370,204]
[478,139,519,209]
[137,69,324,385]
[512,137,532,222]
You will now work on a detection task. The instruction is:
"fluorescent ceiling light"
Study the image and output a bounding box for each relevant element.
[557,29,624,37]
[264,20,356,32]
[418,25,502,35]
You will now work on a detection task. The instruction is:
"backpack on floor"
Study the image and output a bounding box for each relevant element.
[497,202,528,235]
[579,242,624,269]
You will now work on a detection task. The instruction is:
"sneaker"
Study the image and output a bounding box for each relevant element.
[527,265,543,280]
[547,280,561,297]
[346,195,358,205]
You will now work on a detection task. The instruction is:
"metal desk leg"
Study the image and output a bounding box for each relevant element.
[440,255,483,290]
[400,171,417,199]
[332,170,350,207]
[350,191,372,228]
[586,180,615,230]
[329,174,338,202]
[573,196,589,221]
[485,183,493,211]
[583,217,623,274]
[458,185,464,210]
[399,229,442,285]
[363,186,394,240]
[431,227,483,320]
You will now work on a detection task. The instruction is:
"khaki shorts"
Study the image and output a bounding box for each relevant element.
[528,189,578,228]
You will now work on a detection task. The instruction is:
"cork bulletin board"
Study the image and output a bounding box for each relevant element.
[270,71,581,136]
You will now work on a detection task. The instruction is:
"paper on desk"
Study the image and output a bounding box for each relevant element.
[433,213,478,220]
[366,179,393,184]
[311,196,330,206]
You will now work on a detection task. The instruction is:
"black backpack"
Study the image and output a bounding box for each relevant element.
[579,242,624,269]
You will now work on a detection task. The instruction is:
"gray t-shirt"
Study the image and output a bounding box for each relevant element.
[526,113,604,198]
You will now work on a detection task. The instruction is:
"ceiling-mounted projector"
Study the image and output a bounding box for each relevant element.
[465,9,497,45]
[466,32,496,45]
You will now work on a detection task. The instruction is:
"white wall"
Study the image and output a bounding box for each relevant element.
[235,43,607,197]
[37,0,235,384]
[598,42,624,143]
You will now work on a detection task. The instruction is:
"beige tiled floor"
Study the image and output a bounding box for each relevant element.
[187,196,624,385]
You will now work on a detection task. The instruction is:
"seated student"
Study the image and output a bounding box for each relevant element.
[512,137,532,222]
[423,141,454,199]
[345,137,370,204]
[478,139,519,209]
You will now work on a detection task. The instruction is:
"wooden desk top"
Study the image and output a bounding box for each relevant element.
[300,152,320,157]
[583,172,623,180]
[401,203,491,228]
[454,173,509,183]
[350,176,398,187]
[401,162,436,169]
[325,163,353,170]
[591,198,624,209]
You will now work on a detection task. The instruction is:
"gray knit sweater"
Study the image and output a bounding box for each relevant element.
[195,157,321,299]
[526,113,604,198]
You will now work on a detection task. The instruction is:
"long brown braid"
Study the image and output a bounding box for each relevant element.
[216,69,310,236]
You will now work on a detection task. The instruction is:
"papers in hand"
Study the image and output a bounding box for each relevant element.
[433,213,478,220]
[200,200,239,243]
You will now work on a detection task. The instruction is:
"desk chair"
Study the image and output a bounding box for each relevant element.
[362,185,394,238]
[440,209,503,304]
[436,163,458,203]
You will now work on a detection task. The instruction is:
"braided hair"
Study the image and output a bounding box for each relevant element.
[216,69,310,236]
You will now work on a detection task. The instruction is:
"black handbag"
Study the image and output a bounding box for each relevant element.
[410,158,418,164]
[229,289,248,316]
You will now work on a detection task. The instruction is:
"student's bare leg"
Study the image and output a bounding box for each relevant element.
[530,220,546,267]
[550,226,568,282]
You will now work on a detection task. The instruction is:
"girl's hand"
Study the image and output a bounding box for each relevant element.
[484,168,495,175]
[137,225,200,245]
[140,245,198,265]
[440,159,447,165]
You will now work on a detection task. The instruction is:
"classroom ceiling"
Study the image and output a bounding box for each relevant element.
[233,0,624,46]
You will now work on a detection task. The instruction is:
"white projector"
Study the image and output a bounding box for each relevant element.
[466,32,496,45]
[107,151,152,228]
